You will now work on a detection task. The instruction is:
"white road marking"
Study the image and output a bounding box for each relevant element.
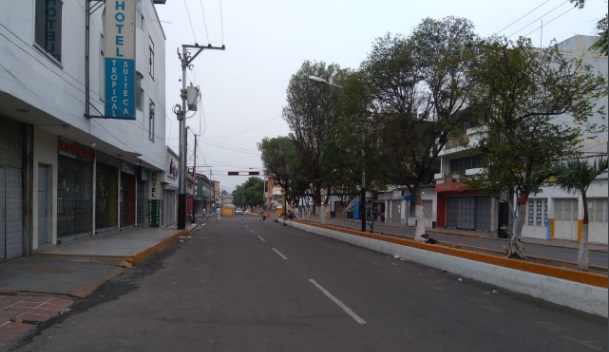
[250,229,255,233]
[309,279,367,325]
[258,235,266,242]
[272,248,288,260]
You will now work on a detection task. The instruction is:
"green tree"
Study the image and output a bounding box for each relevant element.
[469,37,607,258]
[282,60,347,223]
[233,177,265,208]
[258,136,302,214]
[590,14,608,55]
[361,17,481,240]
[538,158,608,270]
[571,0,608,55]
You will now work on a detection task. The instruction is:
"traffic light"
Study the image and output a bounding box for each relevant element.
[228,171,239,176]
[248,171,260,175]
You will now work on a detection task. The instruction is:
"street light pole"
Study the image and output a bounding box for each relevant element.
[361,148,366,232]
[307,74,365,231]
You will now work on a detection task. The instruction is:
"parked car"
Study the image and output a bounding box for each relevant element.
[235,207,244,215]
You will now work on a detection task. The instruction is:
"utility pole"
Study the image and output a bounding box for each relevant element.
[175,44,225,230]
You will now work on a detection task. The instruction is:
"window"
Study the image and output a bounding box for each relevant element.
[35,0,63,61]
[136,0,144,30]
[99,34,104,101]
[148,37,155,79]
[588,198,608,223]
[149,100,155,142]
[554,199,578,221]
[527,199,548,226]
[450,155,483,173]
[135,72,144,111]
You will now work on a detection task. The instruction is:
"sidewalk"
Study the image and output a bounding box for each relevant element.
[301,215,608,253]
[0,220,203,351]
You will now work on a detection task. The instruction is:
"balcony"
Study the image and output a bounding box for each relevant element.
[439,126,490,157]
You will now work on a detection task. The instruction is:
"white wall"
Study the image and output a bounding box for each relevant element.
[0,0,168,172]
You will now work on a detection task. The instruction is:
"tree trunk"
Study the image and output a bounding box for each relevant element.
[507,197,526,259]
[577,197,589,271]
[413,188,426,241]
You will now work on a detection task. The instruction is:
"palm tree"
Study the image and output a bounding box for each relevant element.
[544,158,608,270]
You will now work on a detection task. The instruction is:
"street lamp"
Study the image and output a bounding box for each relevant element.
[307,75,366,232]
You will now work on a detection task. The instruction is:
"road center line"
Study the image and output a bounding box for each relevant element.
[272,248,288,260]
[309,279,367,325]
[258,235,266,242]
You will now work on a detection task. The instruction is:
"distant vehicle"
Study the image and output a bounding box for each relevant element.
[235,207,244,215]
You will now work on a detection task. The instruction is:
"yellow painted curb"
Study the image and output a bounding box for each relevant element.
[72,267,126,298]
[130,229,189,265]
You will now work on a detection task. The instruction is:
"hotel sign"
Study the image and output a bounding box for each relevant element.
[104,0,136,119]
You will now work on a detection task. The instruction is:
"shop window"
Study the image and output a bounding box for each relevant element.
[35,0,63,61]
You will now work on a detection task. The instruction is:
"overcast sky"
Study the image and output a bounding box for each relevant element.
[156,0,606,193]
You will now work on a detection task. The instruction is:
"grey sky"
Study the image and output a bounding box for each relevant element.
[157,0,606,193]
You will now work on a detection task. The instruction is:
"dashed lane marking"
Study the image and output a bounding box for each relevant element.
[272,248,288,260]
[309,279,367,325]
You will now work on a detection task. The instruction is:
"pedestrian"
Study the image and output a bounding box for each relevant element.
[259,207,266,221]
[216,207,221,220]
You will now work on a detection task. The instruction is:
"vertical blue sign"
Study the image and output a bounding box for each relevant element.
[104,0,136,119]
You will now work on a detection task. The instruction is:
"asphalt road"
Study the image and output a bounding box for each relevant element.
[13,216,608,352]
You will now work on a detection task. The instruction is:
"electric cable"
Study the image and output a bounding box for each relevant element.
[219,0,225,44]
[204,115,284,138]
[183,0,198,44]
[507,0,570,39]
[495,0,552,35]
[198,0,211,44]
[522,6,576,38]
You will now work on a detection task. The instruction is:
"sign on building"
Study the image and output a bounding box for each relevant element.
[104,0,136,119]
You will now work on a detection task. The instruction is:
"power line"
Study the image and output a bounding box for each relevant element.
[522,6,576,38]
[183,0,198,43]
[198,0,211,43]
[495,0,552,35]
[204,115,283,138]
[219,0,225,44]
[507,0,570,39]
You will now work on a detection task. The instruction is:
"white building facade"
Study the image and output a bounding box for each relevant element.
[434,35,608,244]
[521,35,608,244]
[0,0,168,260]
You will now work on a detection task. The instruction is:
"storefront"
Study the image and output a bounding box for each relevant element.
[57,139,94,238]
[137,167,149,226]
[120,162,137,228]
[162,189,176,226]
[0,117,25,261]
[95,152,119,232]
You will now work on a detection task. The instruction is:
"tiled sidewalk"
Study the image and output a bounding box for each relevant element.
[0,295,73,350]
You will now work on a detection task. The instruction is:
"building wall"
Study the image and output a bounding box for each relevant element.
[435,35,607,243]
[0,0,168,257]
[32,128,58,249]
